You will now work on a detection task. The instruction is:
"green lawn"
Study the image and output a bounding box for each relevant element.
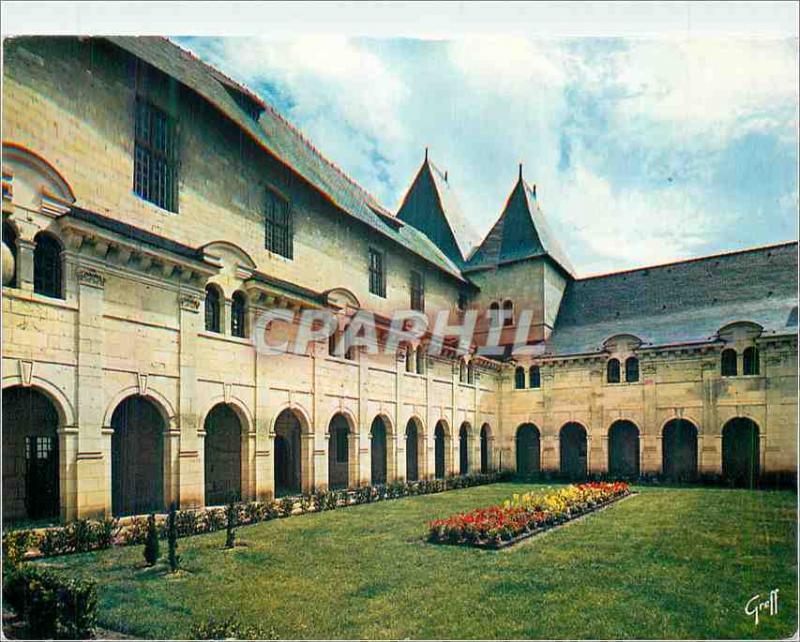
[41,484,796,639]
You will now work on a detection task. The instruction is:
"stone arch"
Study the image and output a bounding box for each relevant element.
[661,418,698,481]
[722,417,760,488]
[2,385,62,523]
[479,423,493,473]
[458,422,472,475]
[559,422,588,480]
[516,423,541,476]
[203,403,245,505]
[434,419,452,479]
[103,386,176,432]
[110,395,168,517]
[369,414,393,485]
[404,416,425,482]
[2,376,76,429]
[328,411,357,490]
[608,419,640,478]
[273,407,307,497]
[2,142,77,206]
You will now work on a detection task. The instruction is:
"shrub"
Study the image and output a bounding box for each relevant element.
[3,565,98,639]
[143,513,160,566]
[38,527,70,557]
[175,509,199,537]
[279,496,295,517]
[167,502,180,572]
[190,614,278,640]
[225,497,237,550]
[2,530,34,570]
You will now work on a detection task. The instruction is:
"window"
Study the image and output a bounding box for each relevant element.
[625,357,640,383]
[459,360,466,383]
[264,187,292,258]
[369,248,385,297]
[489,302,501,326]
[529,365,541,389]
[33,233,63,299]
[205,285,221,333]
[607,358,621,383]
[3,222,17,287]
[134,98,178,212]
[26,435,55,461]
[721,348,737,377]
[231,291,247,338]
[743,347,759,375]
[410,270,425,311]
[502,300,514,327]
[405,345,414,372]
[514,366,526,389]
[467,362,475,385]
[329,329,339,357]
[416,347,425,375]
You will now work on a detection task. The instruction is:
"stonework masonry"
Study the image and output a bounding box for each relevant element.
[1,37,796,524]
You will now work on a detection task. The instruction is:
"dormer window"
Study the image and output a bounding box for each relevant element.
[502,300,514,327]
[721,348,737,377]
[607,358,621,384]
[514,366,526,389]
[743,346,759,376]
[529,366,541,389]
[625,357,639,383]
[134,98,178,213]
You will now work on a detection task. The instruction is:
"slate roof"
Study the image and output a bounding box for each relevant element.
[546,242,798,356]
[105,37,465,283]
[396,157,481,267]
[465,175,575,275]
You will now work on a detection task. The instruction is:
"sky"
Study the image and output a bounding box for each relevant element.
[175,35,798,276]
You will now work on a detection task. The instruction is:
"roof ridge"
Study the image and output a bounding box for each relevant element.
[577,240,799,282]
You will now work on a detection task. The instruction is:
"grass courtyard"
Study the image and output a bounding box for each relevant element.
[41,483,796,640]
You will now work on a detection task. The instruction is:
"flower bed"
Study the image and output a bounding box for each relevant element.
[3,471,505,561]
[427,482,631,549]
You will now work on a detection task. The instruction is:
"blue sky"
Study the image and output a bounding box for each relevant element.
[176,35,798,276]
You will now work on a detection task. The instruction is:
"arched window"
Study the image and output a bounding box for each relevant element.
[625,357,639,383]
[529,365,541,388]
[3,222,17,288]
[489,301,500,326]
[416,347,425,375]
[204,285,221,333]
[405,345,414,372]
[502,300,514,327]
[459,360,466,383]
[33,232,63,299]
[721,348,737,377]
[514,366,526,389]
[231,291,247,338]
[743,347,759,376]
[467,362,475,385]
[607,358,621,384]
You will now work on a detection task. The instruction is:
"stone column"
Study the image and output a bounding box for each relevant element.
[177,290,203,508]
[15,238,35,293]
[394,350,406,482]
[253,303,273,501]
[700,358,720,475]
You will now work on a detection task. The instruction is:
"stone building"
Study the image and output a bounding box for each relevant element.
[2,36,797,524]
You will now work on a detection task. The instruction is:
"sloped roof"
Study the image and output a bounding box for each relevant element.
[105,37,465,283]
[546,242,798,356]
[465,175,574,275]
[396,157,481,267]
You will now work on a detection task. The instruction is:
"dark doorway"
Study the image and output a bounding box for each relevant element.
[370,416,388,485]
[608,420,639,478]
[111,396,164,517]
[274,409,302,496]
[2,387,61,523]
[329,414,350,490]
[516,423,541,476]
[480,424,490,473]
[204,404,242,505]
[662,419,698,481]
[722,418,760,488]
[459,423,470,475]
[560,422,588,480]
[406,419,420,481]
[434,421,447,479]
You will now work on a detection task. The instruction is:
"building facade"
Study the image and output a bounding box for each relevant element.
[2,37,797,524]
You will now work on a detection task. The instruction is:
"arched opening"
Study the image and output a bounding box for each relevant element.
[743,347,759,376]
[231,291,247,338]
[459,360,466,383]
[416,348,425,375]
[607,358,621,383]
[625,357,639,382]
[529,365,541,388]
[3,221,17,287]
[559,422,588,480]
[662,419,698,481]
[514,366,526,389]
[608,420,639,478]
[502,299,514,326]
[515,423,541,476]
[204,404,243,505]
[489,301,500,326]
[2,387,61,524]
[434,421,450,479]
[111,396,165,517]
[33,232,63,299]
[721,348,737,376]
[722,418,760,488]
[205,285,221,333]
[274,409,302,496]
[370,416,389,485]
[459,423,470,475]
[467,362,475,384]
[405,345,414,373]
[405,419,421,482]
[328,413,351,490]
[480,424,491,473]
